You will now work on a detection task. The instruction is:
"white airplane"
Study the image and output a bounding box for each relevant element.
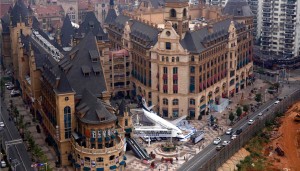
[133,98,186,139]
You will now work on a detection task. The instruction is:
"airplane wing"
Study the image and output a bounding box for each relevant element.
[148,105,155,110]
[170,115,187,126]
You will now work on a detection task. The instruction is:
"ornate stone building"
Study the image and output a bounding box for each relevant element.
[107,0,254,119]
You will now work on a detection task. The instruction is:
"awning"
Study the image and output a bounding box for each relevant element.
[120,161,126,165]
[123,155,127,160]
[111,134,115,139]
[98,137,102,142]
[105,137,110,141]
[83,166,91,171]
[72,132,79,140]
[90,138,95,142]
[96,168,104,171]
[125,128,132,133]
[74,163,80,168]
[110,165,117,170]
[200,104,206,110]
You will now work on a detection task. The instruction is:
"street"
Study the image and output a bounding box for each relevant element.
[178,80,300,171]
[0,98,34,171]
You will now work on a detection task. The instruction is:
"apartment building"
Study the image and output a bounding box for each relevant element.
[107,0,253,119]
[260,0,300,57]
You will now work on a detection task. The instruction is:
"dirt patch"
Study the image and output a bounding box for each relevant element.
[265,102,300,171]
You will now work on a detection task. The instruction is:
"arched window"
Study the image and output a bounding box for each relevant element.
[170,9,176,18]
[64,106,71,139]
[163,98,168,105]
[172,23,178,30]
[183,8,187,17]
[173,99,179,105]
[172,57,175,62]
[189,99,195,105]
[176,57,179,62]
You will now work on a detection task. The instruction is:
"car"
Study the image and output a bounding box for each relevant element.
[216,145,223,151]
[161,137,167,140]
[236,129,243,135]
[274,100,280,104]
[225,128,233,135]
[156,137,161,141]
[0,122,4,127]
[213,137,222,145]
[222,140,231,146]
[248,119,255,125]
[6,84,14,90]
[0,160,6,168]
[4,82,12,86]
[258,112,263,116]
[231,134,237,140]
[10,90,20,97]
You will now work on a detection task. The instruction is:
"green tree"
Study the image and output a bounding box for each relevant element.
[255,93,262,102]
[229,112,235,123]
[243,105,249,113]
[236,107,242,117]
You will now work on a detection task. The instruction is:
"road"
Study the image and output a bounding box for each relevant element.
[178,83,299,171]
[0,98,34,171]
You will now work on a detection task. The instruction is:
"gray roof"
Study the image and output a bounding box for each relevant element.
[104,8,117,24]
[61,15,75,47]
[10,0,30,27]
[181,19,245,53]
[77,11,107,41]
[112,14,160,48]
[76,89,117,124]
[58,32,107,98]
[223,0,253,17]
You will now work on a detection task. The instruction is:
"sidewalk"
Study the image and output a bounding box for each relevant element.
[3,89,57,169]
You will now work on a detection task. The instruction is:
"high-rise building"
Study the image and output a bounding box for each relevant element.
[260,0,300,57]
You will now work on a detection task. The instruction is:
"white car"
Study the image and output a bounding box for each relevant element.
[0,122,4,127]
[274,100,280,104]
[225,128,233,135]
[4,82,12,86]
[231,134,237,140]
[258,112,263,116]
[213,137,222,145]
[248,119,255,125]
[6,84,14,90]
[0,160,6,168]
[222,140,231,146]
[10,90,20,97]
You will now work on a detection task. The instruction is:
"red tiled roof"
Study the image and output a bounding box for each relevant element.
[0,3,13,18]
[33,5,64,18]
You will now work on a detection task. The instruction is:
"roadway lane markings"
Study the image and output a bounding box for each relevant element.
[1,110,29,171]
[185,147,215,171]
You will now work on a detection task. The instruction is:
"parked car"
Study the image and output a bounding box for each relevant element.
[258,112,263,116]
[6,84,14,90]
[155,137,161,141]
[222,141,231,146]
[225,128,233,135]
[10,90,20,97]
[236,128,243,135]
[1,160,6,168]
[213,137,222,145]
[216,145,223,151]
[248,119,255,125]
[0,122,4,127]
[274,100,280,104]
[231,134,237,140]
[4,82,12,86]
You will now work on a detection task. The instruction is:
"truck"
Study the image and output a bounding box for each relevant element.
[191,131,205,144]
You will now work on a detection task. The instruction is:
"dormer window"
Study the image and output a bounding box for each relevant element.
[166,42,171,50]
[82,66,91,76]
[89,21,94,28]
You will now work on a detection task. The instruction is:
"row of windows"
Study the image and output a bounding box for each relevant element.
[163,67,178,74]
[163,99,179,105]
[161,56,180,62]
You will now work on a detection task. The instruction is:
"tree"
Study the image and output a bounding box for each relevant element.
[243,105,249,113]
[255,93,262,102]
[236,107,242,117]
[229,112,235,123]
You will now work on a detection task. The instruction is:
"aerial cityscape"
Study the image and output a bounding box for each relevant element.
[0,0,299,170]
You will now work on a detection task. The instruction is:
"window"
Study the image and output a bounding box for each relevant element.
[109,155,115,160]
[176,57,179,62]
[163,98,168,105]
[170,9,176,17]
[173,79,178,84]
[183,8,187,17]
[64,106,71,139]
[190,66,195,73]
[166,42,171,50]
[125,119,128,126]
[163,67,168,74]
[173,67,178,74]
[173,99,179,105]
[163,79,168,84]
[173,110,179,118]
[190,99,195,105]
[97,157,104,162]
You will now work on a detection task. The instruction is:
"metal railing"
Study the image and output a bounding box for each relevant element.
[182,89,300,171]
